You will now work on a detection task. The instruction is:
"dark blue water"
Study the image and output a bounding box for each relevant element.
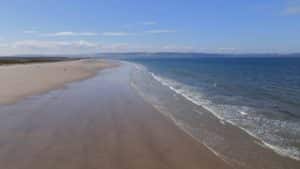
[128,57,300,160]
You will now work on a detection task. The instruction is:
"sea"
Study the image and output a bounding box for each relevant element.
[124,54,300,168]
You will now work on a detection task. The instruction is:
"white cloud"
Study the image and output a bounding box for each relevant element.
[142,21,157,25]
[40,31,134,37]
[217,48,236,52]
[0,43,9,48]
[282,0,300,15]
[124,21,157,28]
[12,40,100,49]
[160,45,196,52]
[23,29,178,38]
[24,30,38,34]
[43,31,98,37]
[283,6,300,15]
[99,43,129,51]
[0,40,136,55]
[0,39,205,55]
[1,40,296,55]
[101,32,132,36]
[145,29,176,34]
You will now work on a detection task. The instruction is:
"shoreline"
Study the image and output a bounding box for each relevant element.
[132,63,300,169]
[129,61,300,169]
[0,60,298,168]
[0,59,118,105]
[150,70,300,161]
[0,62,233,169]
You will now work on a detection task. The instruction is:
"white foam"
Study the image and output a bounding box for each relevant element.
[240,111,248,116]
[260,141,300,161]
[130,65,230,163]
[150,72,227,122]
[148,70,300,161]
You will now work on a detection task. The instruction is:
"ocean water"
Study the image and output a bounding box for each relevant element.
[127,56,300,164]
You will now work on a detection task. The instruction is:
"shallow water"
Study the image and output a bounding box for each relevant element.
[127,58,300,168]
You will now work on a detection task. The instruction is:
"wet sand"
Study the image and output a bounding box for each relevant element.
[0,59,116,105]
[0,62,232,169]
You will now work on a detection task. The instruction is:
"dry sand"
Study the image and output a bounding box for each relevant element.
[0,59,116,105]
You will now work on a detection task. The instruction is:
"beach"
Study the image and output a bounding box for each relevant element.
[1,0,299,168]
[0,59,116,105]
[0,61,232,169]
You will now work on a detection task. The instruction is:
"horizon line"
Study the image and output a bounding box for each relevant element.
[1,52,300,58]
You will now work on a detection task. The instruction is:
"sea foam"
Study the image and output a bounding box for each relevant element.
[146,68,300,161]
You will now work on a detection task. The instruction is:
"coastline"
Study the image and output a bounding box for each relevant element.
[0,59,117,105]
[0,61,233,169]
[0,60,298,168]
[129,61,300,169]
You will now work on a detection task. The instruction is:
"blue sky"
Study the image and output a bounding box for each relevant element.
[0,0,300,55]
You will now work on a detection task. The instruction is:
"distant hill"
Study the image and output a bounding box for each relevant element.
[1,53,299,62]
[94,52,300,59]
[0,56,79,65]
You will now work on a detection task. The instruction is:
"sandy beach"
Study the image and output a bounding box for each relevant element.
[0,59,116,105]
[0,61,232,169]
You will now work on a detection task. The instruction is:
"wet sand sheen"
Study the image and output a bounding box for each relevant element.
[0,63,232,169]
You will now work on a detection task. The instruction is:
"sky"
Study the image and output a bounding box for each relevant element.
[0,0,300,55]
